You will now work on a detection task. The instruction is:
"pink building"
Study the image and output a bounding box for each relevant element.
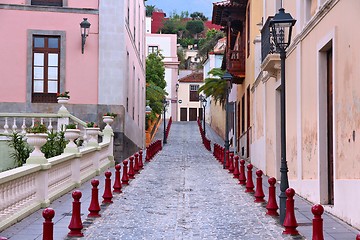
[0,0,146,159]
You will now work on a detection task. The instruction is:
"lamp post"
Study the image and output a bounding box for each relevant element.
[80,18,91,54]
[199,94,207,135]
[162,98,169,144]
[222,71,233,169]
[202,97,207,136]
[270,8,296,224]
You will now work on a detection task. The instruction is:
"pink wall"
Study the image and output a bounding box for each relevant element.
[0,1,99,9]
[0,8,99,104]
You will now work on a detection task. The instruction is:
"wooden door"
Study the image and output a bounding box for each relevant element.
[180,108,187,121]
[189,108,197,121]
[327,49,334,204]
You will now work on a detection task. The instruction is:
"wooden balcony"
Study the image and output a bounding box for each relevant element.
[228,49,245,83]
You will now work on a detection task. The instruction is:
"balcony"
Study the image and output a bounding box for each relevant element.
[228,49,245,81]
[260,16,280,75]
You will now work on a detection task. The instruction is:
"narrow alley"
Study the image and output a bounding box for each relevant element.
[83,122,288,240]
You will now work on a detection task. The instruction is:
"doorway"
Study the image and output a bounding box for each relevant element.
[326,48,334,204]
[189,108,197,121]
[180,108,187,121]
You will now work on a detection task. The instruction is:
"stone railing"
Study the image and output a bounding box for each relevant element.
[0,105,115,231]
[0,126,114,231]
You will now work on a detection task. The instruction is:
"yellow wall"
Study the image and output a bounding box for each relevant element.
[210,100,226,139]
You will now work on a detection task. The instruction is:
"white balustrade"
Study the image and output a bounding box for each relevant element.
[0,126,114,231]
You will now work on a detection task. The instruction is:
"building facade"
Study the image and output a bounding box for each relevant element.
[177,72,204,121]
[254,0,360,228]
[145,32,179,120]
[0,0,146,159]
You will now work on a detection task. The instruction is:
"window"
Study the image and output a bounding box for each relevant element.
[32,36,60,103]
[305,0,317,22]
[148,46,158,54]
[189,85,199,102]
[31,0,62,6]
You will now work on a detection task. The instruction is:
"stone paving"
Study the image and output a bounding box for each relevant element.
[84,122,292,240]
[1,121,359,239]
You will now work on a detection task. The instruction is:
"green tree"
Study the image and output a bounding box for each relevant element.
[146,53,167,119]
[198,68,227,107]
[190,12,208,21]
[146,5,155,17]
[186,20,204,39]
[160,17,186,36]
[198,29,225,62]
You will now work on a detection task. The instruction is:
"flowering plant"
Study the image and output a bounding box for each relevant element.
[26,122,47,134]
[103,112,117,118]
[65,123,77,129]
[86,122,98,128]
[57,91,70,99]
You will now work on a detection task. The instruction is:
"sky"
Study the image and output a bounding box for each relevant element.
[145,0,218,18]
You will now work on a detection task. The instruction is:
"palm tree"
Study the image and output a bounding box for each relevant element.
[198,68,226,107]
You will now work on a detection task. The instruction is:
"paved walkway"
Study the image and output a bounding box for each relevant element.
[204,122,359,240]
[1,121,359,239]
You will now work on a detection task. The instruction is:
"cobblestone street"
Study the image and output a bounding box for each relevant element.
[84,122,290,240]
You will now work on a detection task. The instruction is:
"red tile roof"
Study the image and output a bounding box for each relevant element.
[178,72,204,83]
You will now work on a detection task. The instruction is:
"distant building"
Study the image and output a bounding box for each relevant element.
[177,71,204,121]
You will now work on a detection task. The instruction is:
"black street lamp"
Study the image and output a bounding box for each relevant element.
[270,8,296,224]
[202,96,207,136]
[199,94,207,135]
[222,71,233,169]
[162,98,169,144]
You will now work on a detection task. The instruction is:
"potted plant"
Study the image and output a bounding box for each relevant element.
[57,91,70,99]
[85,122,100,146]
[103,112,117,129]
[26,122,48,158]
[64,123,80,150]
[57,91,70,113]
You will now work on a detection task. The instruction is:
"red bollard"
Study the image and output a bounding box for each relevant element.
[128,156,135,179]
[233,156,240,179]
[357,234,360,240]
[88,179,101,217]
[68,190,83,237]
[102,171,113,204]
[283,188,299,235]
[113,164,122,193]
[42,208,55,240]
[225,151,230,169]
[121,160,129,185]
[312,204,324,240]
[266,177,279,216]
[228,152,234,173]
[139,150,144,169]
[134,153,140,173]
[145,147,150,162]
[254,170,265,202]
[239,159,246,185]
[245,164,254,193]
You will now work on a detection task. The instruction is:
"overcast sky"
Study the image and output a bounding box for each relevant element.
[145,0,217,18]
